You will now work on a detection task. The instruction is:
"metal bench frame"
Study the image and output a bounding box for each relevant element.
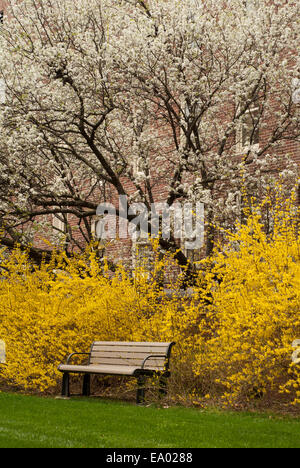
[58,341,176,404]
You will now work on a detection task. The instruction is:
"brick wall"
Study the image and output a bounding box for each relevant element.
[0,0,299,275]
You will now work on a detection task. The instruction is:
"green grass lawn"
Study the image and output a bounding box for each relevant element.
[0,392,300,448]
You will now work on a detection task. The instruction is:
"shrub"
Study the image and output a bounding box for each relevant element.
[0,191,299,409]
[0,245,189,393]
[194,191,300,406]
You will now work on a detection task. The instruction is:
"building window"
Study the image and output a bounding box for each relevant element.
[52,214,66,234]
[184,245,202,267]
[91,217,99,239]
[237,105,260,152]
[132,239,153,275]
[242,106,260,147]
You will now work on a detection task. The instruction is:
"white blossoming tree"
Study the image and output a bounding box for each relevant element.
[0,0,299,267]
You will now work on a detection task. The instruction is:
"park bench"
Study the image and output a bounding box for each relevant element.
[57,341,176,404]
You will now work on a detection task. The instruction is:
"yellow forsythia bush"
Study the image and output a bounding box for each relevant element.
[194,193,300,407]
[0,244,190,393]
[0,191,299,409]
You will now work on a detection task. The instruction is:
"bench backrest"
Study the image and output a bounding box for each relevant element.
[89,341,175,371]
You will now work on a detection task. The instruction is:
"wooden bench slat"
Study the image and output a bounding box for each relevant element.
[90,346,169,354]
[90,350,168,359]
[58,364,142,375]
[89,357,165,367]
[90,355,166,366]
[92,341,172,347]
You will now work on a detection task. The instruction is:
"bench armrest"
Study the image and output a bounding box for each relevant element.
[66,352,91,365]
[141,354,167,370]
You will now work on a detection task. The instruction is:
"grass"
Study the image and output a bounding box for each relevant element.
[0,392,300,448]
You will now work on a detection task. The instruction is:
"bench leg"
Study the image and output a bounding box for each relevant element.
[136,375,146,404]
[82,374,91,397]
[62,372,70,397]
[159,376,168,399]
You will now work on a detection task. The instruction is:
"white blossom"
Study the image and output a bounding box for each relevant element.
[0,0,298,258]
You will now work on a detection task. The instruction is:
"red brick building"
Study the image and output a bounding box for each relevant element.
[0,0,299,275]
